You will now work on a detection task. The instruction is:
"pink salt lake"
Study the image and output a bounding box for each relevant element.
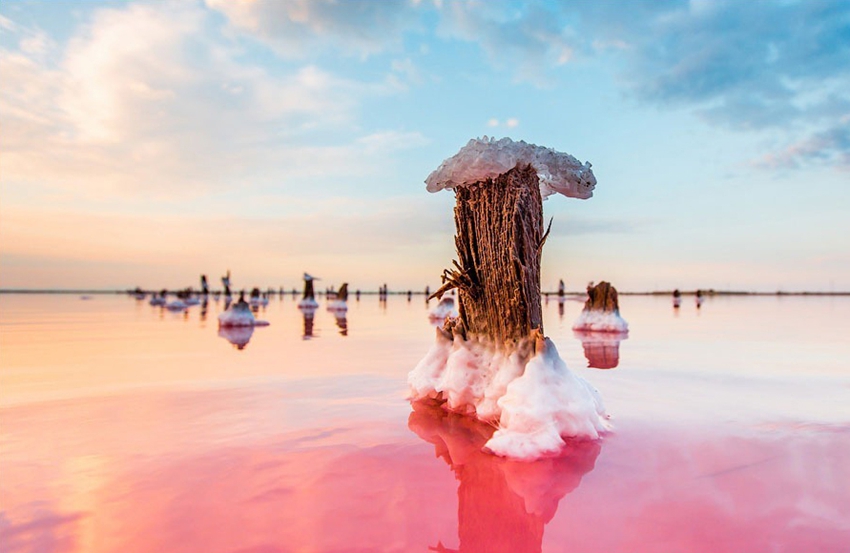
[1,293,848,552]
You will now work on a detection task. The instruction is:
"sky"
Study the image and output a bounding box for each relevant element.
[1,0,848,292]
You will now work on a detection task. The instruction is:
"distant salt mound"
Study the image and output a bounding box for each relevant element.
[571,281,628,333]
[326,300,348,312]
[298,298,319,309]
[572,310,629,333]
[425,136,596,200]
[165,300,188,311]
[218,301,269,327]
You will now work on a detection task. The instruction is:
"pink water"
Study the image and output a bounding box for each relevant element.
[1,293,849,552]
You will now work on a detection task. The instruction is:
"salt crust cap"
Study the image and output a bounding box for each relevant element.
[425,136,596,199]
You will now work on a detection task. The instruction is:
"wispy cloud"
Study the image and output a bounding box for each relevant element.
[202,0,850,170]
[436,0,576,85]
[0,3,415,199]
[754,124,850,169]
[205,0,423,59]
[486,117,519,128]
[444,0,850,169]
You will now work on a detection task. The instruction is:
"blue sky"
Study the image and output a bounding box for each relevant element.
[1,0,848,292]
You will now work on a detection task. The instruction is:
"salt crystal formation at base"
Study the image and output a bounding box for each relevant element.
[408,333,609,460]
[571,310,629,333]
[428,296,458,323]
[410,137,609,461]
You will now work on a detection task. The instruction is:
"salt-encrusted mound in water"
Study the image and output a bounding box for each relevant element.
[571,281,628,333]
[326,300,348,312]
[297,298,319,309]
[425,136,597,200]
[572,310,629,333]
[218,301,269,327]
[408,331,610,461]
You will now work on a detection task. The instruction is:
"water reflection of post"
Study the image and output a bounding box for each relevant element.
[409,401,600,553]
[334,312,348,336]
[218,326,254,350]
[573,330,626,369]
[302,307,316,339]
[328,283,349,337]
[200,298,208,321]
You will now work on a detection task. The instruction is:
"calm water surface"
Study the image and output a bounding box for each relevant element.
[1,293,849,552]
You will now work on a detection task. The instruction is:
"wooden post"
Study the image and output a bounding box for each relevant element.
[583,281,620,314]
[433,163,550,347]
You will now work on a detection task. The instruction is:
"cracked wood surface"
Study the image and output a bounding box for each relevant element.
[435,164,549,346]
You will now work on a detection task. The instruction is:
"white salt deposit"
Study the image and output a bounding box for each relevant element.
[298,303,318,315]
[487,339,609,458]
[425,136,596,200]
[250,297,269,307]
[218,302,269,327]
[572,310,629,333]
[408,332,609,460]
[428,297,458,322]
[326,300,348,312]
[165,300,187,311]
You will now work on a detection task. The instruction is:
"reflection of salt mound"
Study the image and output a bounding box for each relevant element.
[572,310,629,333]
[326,300,348,312]
[408,400,601,551]
[218,302,269,327]
[425,136,596,200]
[428,297,458,321]
[218,326,253,349]
[409,332,609,460]
[165,300,187,311]
[574,330,626,369]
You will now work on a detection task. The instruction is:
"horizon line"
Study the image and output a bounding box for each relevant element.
[1,288,849,297]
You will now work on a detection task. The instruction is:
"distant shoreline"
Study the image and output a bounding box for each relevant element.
[1,289,848,297]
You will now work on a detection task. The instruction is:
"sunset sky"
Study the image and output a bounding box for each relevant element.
[1,0,848,292]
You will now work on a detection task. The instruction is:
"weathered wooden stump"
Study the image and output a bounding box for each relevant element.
[432,164,550,347]
[583,281,620,314]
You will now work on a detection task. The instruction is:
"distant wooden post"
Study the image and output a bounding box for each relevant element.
[583,281,620,314]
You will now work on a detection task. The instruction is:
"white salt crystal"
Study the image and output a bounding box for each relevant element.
[425,136,596,199]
